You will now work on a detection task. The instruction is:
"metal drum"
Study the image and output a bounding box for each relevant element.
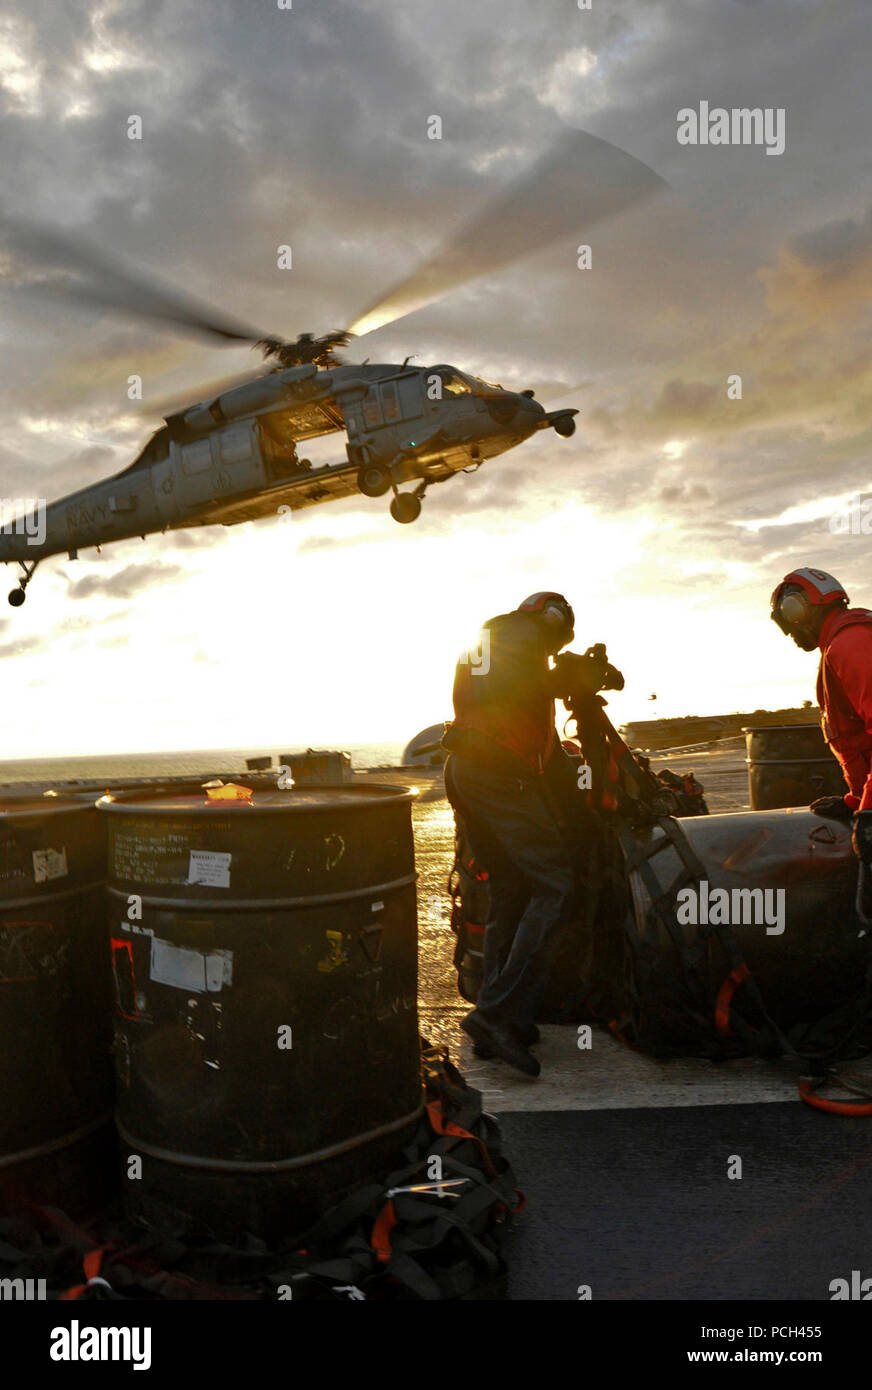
[627,808,864,1025]
[0,794,113,1216]
[61,774,276,806]
[744,724,844,810]
[99,782,421,1242]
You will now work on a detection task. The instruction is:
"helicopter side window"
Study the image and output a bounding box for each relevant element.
[362,390,383,429]
[380,382,400,422]
[217,424,254,465]
[181,441,213,475]
[398,376,423,419]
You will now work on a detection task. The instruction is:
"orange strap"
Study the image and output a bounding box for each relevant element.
[370,1099,527,1264]
[799,1077,872,1116]
[599,749,620,812]
[425,1099,525,1214]
[60,1246,107,1300]
[715,964,751,1036]
[371,1200,397,1264]
[425,1099,497,1178]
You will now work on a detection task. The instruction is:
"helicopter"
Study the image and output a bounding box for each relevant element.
[0,128,665,606]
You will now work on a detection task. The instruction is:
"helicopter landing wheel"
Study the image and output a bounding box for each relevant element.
[357,463,391,498]
[8,559,39,605]
[389,493,422,524]
[553,416,576,438]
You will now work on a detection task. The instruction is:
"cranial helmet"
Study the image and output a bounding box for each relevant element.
[770,567,848,639]
[518,591,575,645]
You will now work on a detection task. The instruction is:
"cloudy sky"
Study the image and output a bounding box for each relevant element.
[0,0,870,758]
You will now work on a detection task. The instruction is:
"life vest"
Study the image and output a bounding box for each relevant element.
[816,608,872,797]
[446,611,558,773]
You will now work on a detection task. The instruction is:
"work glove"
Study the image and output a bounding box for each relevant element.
[851,810,872,862]
[810,796,854,824]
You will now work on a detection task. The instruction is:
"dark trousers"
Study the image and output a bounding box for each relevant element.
[444,753,576,1034]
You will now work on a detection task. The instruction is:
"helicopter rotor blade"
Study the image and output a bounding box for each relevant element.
[347,127,667,338]
[0,220,269,346]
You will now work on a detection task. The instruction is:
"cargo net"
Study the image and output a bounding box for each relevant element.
[0,1046,524,1301]
[448,696,872,1092]
[450,802,872,1076]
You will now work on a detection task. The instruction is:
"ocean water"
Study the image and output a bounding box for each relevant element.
[0,742,405,785]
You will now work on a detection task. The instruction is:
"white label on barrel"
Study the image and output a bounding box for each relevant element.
[186,850,232,887]
[32,847,68,883]
[149,936,233,993]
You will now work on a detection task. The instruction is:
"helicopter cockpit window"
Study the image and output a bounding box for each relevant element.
[438,371,472,396]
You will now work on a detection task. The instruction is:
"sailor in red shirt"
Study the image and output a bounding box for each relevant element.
[770,567,872,859]
[442,593,610,1077]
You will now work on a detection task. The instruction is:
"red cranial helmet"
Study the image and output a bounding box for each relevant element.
[770,567,848,646]
[518,591,575,646]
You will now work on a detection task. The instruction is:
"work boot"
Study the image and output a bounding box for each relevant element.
[473,1022,540,1058]
[462,1011,540,1078]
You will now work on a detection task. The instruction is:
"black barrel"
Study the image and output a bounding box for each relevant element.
[627,808,864,1024]
[744,724,845,810]
[0,794,114,1216]
[99,782,421,1242]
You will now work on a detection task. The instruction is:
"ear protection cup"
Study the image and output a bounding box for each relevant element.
[542,602,570,628]
[518,591,575,644]
[778,590,812,628]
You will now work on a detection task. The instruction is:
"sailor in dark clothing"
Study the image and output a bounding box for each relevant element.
[442,593,609,1077]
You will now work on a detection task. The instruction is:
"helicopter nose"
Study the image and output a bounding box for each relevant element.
[485,392,544,426]
[520,392,546,419]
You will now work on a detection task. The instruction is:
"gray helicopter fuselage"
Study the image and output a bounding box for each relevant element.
[0,360,566,566]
